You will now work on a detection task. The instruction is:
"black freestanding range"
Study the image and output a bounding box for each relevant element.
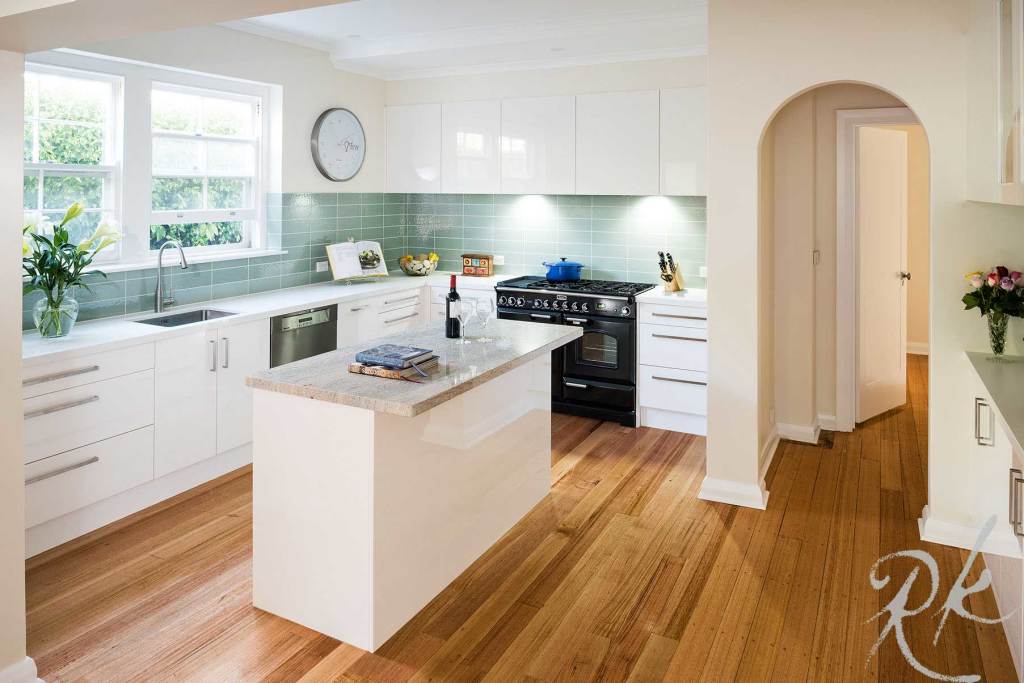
[495,276,654,427]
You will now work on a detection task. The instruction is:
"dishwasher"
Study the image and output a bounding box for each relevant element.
[270,304,338,368]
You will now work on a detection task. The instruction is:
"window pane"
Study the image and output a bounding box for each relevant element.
[152,137,203,174]
[208,177,250,209]
[206,141,254,175]
[152,89,200,133]
[38,72,110,125]
[152,177,203,211]
[24,72,37,118]
[24,122,34,162]
[203,97,253,137]
[150,221,244,250]
[24,174,38,209]
[45,210,101,245]
[42,173,104,210]
[39,122,103,164]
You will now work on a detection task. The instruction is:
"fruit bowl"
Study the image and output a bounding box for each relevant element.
[399,253,439,276]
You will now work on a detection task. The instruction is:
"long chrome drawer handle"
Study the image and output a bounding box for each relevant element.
[651,313,706,321]
[24,395,100,419]
[384,312,419,324]
[564,381,589,389]
[23,365,100,387]
[26,456,100,485]
[652,375,707,386]
[384,295,419,305]
[530,314,554,320]
[651,334,707,342]
[349,305,369,312]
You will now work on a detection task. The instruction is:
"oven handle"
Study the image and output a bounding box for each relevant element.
[564,381,589,389]
[565,317,589,325]
[529,313,556,321]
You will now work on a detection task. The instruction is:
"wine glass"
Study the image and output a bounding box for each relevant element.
[455,300,476,343]
[473,298,495,341]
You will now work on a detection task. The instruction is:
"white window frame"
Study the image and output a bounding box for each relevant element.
[149,81,263,254]
[26,50,277,267]
[23,62,124,262]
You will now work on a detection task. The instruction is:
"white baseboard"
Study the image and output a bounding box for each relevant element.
[698,475,769,510]
[759,427,779,481]
[776,421,820,444]
[919,505,1022,558]
[0,657,40,683]
[817,414,838,431]
[26,445,252,558]
[907,341,930,356]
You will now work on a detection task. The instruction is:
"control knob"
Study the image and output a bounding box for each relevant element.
[498,295,507,305]
[534,299,543,308]
[542,300,550,308]
[516,297,525,307]
[571,302,579,311]
[620,306,631,317]
[580,302,589,312]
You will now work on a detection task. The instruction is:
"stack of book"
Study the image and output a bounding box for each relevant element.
[349,344,438,381]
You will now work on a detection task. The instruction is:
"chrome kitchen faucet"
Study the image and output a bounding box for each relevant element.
[154,240,189,313]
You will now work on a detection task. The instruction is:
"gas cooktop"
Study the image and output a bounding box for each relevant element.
[496,276,655,299]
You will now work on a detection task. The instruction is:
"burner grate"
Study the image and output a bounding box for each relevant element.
[497,276,654,298]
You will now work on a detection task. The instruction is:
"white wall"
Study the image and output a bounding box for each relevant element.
[384,56,707,104]
[707,0,1024,530]
[80,25,386,193]
[0,47,31,683]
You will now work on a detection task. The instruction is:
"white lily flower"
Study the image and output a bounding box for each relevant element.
[23,211,54,236]
[88,216,122,254]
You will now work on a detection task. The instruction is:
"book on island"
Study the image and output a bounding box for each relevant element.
[325,240,388,280]
[354,343,434,370]
[349,357,439,381]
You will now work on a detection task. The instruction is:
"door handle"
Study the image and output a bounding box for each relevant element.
[975,397,995,446]
[899,271,912,285]
[209,339,218,372]
[24,394,100,419]
[651,312,706,321]
[564,381,589,389]
[1011,468,1024,537]
[26,456,100,485]
[651,333,707,342]
[221,337,230,369]
[652,375,707,386]
[349,305,369,312]
[23,365,100,387]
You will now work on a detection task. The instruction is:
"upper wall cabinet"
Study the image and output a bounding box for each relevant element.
[575,90,660,196]
[441,100,501,193]
[386,103,442,193]
[968,0,1024,205]
[500,96,575,195]
[660,86,708,196]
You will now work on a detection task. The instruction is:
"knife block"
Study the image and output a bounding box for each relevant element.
[663,266,685,292]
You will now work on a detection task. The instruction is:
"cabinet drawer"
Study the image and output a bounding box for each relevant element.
[638,324,708,371]
[25,426,154,528]
[379,305,423,333]
[23,370,155,464]
[22,343,154,400]
[638,366,707,415]
[379,289,424,312]
[638,304,707,329]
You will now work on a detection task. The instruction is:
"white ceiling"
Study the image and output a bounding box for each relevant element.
[225,0,707,81]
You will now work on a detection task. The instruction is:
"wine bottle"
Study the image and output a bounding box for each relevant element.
[445,273,461,339]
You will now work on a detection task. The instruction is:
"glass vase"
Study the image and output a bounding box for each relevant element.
[33,292,79,339]
[987,311,1009,359]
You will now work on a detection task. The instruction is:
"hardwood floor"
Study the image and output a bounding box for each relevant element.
[26,355,1018,681]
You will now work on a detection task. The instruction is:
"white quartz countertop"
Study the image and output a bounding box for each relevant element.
[636,287,707,308]
[21,272,517,367]
[246,318,582,417]
[967,351,1024,453]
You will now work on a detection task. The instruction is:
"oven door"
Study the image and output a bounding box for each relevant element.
[562,314,635,384]
[496,307,564,399]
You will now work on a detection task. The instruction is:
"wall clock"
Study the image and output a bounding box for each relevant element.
[311,108,366,182]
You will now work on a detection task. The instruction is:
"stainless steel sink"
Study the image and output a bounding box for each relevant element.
[135,308,236,328]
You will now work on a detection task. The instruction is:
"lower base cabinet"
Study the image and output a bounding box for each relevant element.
[155,330,219,478]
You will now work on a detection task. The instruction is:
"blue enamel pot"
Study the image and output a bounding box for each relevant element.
[543,257,584,281]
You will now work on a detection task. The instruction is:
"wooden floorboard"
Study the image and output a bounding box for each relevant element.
[26,355,1018,681]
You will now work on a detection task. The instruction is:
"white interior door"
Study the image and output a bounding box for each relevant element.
[857,125,908,422]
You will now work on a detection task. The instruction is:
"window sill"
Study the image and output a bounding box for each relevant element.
[88,248,289,274]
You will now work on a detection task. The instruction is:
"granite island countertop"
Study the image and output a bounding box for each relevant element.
[246,319,582,417]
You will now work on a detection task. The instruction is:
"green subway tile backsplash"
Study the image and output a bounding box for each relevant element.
[22,192,705,330]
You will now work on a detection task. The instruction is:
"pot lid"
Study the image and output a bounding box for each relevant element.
[543,257,584,268]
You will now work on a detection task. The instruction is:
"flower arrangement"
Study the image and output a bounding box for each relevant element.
[23,203,121,338]
[962,266,1024,357]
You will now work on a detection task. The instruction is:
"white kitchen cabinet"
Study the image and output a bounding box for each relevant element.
[660,86,707,196]
[338,298,379,347]
[500,95,574,194]
[386,103,442,193]
[378,304,424,335]
[442,100,501,193]
[575,90,660,196]
[155,329,218,478]
[216,319,270,455]
[429,286,497,322]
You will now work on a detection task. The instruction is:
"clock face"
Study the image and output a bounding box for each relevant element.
[311,108,366,182]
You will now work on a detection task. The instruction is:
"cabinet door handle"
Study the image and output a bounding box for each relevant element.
[24,394,100,419]
[384,295,419,306]
[651,333,707,342]
[221,337,230,369]
[565,381,589,389]
[209,339,218,372]
[384,312,419,325]
[23,365,100,387]
[652,375,707,387]
[975,397,995,446]
[651,312,706,321]
[349,305,369,312]
[26,456,100,485]
[1011,468,1024,537]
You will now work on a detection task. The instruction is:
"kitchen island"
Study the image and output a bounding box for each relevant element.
[245,319,582,651]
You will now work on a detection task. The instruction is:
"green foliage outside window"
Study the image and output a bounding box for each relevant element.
[150,222,243,250]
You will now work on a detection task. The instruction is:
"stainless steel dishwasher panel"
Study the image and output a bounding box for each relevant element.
[270,304,338,368]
